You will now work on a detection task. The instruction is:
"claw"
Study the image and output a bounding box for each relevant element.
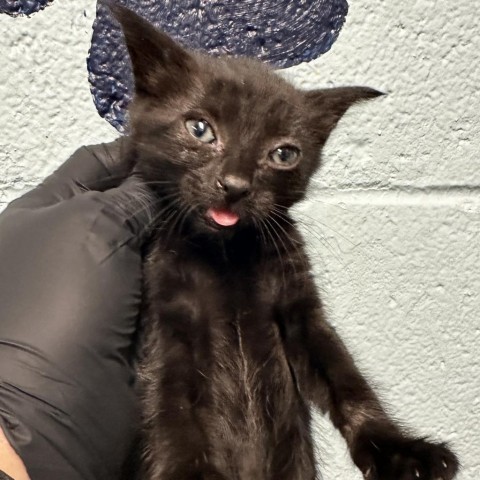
[414,468,421,478]
[442,459,448,469]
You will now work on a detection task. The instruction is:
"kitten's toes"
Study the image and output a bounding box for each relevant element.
[353,425,459,480]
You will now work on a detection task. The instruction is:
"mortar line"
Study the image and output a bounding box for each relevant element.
[306,185,480,206]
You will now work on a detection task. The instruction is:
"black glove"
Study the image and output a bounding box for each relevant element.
[0,139,154,479]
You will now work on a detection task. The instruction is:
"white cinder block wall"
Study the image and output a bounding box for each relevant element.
[0,1,478,478]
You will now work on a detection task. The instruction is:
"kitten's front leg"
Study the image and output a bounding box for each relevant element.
[140,249,227,480]
[140,313,228,480]
[279,274,458,480]
[139,321,218,480]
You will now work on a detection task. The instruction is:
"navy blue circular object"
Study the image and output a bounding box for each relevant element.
[0,0,53,16]
[88,0,349,133]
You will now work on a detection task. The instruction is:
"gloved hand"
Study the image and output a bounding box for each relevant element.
[0,139,154,479]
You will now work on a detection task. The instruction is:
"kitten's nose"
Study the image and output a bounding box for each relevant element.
[216,175,251,202]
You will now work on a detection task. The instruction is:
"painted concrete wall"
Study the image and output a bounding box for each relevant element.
[0,1,478,478]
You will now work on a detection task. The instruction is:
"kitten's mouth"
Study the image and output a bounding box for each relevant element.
[206,207,240,227]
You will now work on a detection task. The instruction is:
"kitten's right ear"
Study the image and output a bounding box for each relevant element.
[102,1,196,97]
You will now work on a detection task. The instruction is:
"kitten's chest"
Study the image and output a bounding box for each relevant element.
[145,236,295,405]
[143,236,307,477]
[146,233,281,325]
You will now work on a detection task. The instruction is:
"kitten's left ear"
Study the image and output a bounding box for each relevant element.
[305,86,385,142]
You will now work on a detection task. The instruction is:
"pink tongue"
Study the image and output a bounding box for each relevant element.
[208,208,240,227]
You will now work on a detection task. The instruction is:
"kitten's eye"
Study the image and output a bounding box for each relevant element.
[185,119,216,143]
[269,146,300,169]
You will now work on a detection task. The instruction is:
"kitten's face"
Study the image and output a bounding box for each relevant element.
[111,4,381,234]
[130,57,320,233]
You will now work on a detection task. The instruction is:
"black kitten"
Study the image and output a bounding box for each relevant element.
[109,4,459,480]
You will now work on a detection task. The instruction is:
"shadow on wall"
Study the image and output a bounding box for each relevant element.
[0,0,348,132]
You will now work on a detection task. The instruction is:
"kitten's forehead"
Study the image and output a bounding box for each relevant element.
[196,55,304,137]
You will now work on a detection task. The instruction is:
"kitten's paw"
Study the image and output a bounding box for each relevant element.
[352,425,459,480]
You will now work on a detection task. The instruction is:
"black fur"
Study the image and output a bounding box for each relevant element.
[108,4,459,480]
